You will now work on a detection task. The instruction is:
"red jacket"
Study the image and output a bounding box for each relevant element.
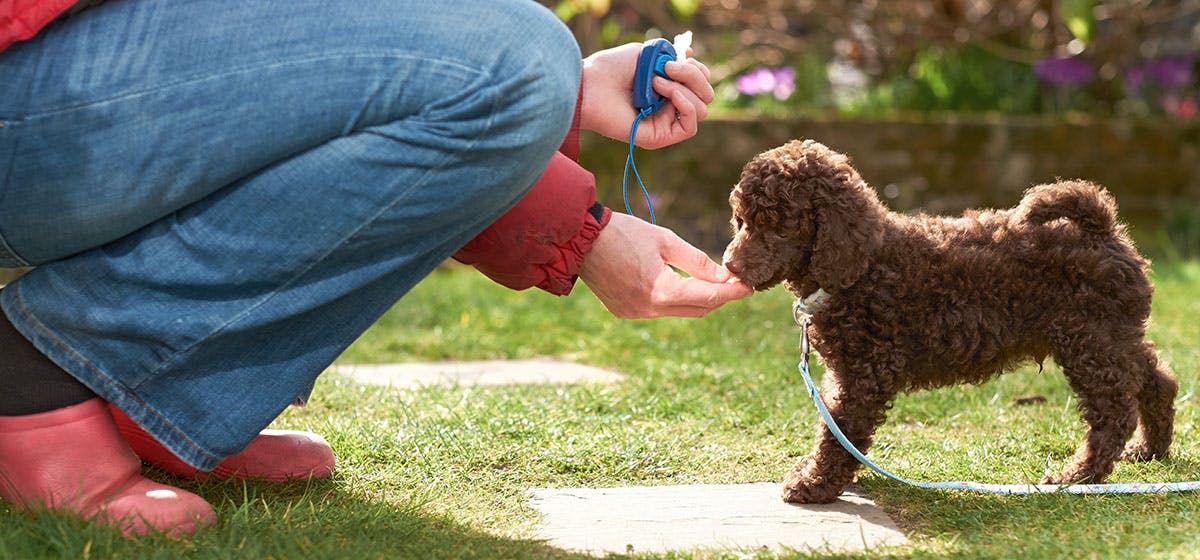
[2,1,610,296]
[0,0,76,52]
[451,94,611,296]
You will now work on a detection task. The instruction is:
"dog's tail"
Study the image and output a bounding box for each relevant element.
[1018,180,1118,235]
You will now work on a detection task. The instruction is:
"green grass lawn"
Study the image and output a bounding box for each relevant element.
[2,260,1199,559]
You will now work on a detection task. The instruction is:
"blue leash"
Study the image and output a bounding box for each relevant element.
[624,37,681,225]
[793,301,1200,495]
[623,107,657,224]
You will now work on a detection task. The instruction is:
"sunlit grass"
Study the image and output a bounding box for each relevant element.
[2,259,1197,559]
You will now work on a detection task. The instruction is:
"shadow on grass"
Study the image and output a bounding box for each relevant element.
[852,454,1200,559]
[0,472,598,560]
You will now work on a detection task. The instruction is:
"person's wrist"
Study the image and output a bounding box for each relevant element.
[578,56,599,134]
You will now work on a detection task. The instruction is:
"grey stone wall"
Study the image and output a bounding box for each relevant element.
[581,117,1200,256]
[3,117,1197,286]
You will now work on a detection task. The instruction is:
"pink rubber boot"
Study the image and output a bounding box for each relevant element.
[0,398,216,536]
[109,404,335,483]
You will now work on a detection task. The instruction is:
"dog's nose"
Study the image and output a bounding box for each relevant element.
[723,258,742,275]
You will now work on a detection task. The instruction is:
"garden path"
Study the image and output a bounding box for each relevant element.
[331,359,909,555]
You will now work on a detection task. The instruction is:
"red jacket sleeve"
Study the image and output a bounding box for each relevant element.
[452,89,612,296]
[452,151,611,296]
[0,0,78,52]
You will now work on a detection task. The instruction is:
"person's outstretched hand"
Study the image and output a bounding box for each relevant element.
[579,213,753,318]
[579,42,714,150]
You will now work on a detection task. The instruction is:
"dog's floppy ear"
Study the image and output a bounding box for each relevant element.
[802,143,885,291]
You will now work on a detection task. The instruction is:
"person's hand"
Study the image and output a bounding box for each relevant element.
[578,42,714,150]
[579,213,753,318]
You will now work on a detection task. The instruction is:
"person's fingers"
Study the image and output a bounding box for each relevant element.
[637,83,703,148]
[658,232,733,283]
[649,273,753,316]
[672,275,754,305]
[601,267,750,319]
[640,305,709,319]
[670,84,708,123]
[580,213,752,319]
[662,60,714,103]
[664,90,701,139]
[688,57,712,83]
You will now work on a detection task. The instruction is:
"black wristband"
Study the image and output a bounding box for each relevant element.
[587,201,606,223]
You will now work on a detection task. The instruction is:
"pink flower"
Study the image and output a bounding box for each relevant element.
[735,67,797,100]
[1162,94,1198,119]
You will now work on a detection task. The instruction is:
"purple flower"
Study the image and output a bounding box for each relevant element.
[1035,56,1095,87]
[1127,66,1146,93]
[1129,55,1196,93]
[735,67,796,100]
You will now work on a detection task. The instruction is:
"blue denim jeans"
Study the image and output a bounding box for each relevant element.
[0,0,580,469]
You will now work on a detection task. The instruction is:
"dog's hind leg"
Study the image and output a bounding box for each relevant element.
[1121,341,1177,462]
[1043,345,1141,485]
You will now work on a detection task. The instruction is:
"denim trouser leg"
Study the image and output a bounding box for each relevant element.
[0,0,580,469]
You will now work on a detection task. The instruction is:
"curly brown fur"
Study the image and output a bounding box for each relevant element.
[723,139,1178,504]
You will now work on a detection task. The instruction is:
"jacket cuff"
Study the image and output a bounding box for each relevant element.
[452,151,610,296]
[535,203,611,295]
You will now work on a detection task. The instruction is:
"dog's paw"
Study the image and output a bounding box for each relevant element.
[781,456,844,504]
[1040,468,1101,486]
[1120,442,1168,463]
[1039,472,1073,486]
[1118,438,1166,465]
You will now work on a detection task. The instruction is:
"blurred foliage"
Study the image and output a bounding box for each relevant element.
[854,43,1044,114]
[1062,0,1098,43]
[541,0,1200,119]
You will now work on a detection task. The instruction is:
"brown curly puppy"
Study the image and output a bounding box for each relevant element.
[723,139,1178,504]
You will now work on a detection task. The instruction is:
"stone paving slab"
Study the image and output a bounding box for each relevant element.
[332,365,907,553]
[329,359,623,389]
[528,482,908,555]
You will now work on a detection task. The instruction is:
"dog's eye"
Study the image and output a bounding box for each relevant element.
[735,217,744,230]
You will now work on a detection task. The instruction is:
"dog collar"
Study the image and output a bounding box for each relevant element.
[794,288,831,317]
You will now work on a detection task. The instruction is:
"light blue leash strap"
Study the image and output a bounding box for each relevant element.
[793,301,1200,495]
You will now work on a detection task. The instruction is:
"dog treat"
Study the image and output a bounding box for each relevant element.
[672,31,692,61]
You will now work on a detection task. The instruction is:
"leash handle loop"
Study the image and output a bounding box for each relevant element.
[622,108,657,224]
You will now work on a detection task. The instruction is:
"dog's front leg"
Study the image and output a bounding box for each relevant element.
[783,367,895,504]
